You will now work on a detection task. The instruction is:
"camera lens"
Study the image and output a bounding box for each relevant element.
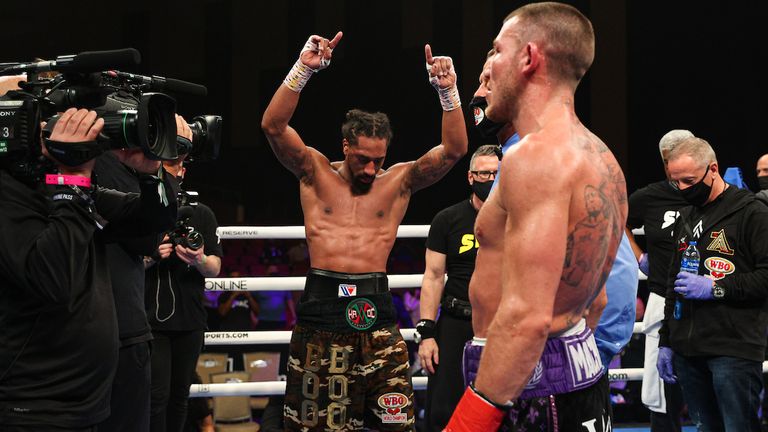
[186,231,204,250]
[137,93,177,160]
[97,92,177,161]
[185,115,222,161]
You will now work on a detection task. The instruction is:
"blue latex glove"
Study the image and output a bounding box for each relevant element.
[657,347,677,383]
[639,253,649,276]
[674,272,714,300]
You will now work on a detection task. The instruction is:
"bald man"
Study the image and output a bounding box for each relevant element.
[755,154,768,205]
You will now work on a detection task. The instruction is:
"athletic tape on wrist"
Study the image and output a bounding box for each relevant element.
[283,59,314,93]
[436,85,461,111]
[426,60,461,111]
[283,36,334,93]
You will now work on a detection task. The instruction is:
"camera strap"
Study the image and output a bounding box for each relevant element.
[43,138,103,167]
[49,185,108,229]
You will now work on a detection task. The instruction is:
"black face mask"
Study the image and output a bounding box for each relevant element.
[469,96,504,139]
[680,165,712,207]
[471,180,493,202]
[758,176,768,191]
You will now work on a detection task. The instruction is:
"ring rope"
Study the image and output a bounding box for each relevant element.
[203,325,651,346]
[189,363,768,397]
[205,271,646,293]
[217,225,645,239]
[196,224,650,397]
[217,225,437,240]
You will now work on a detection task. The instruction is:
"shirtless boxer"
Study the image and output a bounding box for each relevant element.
[261,32,468,431]
[446,3,627,431]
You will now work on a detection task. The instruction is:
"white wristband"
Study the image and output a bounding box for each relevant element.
[283,59,315,93]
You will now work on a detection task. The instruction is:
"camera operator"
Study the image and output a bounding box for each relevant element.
[144,118,222,432]
[93,115,191,431]
[0,106,177,432]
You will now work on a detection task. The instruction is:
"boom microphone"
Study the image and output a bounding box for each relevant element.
[0,48,141,76]
[106,71,207,97]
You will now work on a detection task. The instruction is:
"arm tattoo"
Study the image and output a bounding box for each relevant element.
[277,148,314,186]
[406,148,450,194]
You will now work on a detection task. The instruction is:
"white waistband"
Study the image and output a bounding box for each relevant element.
[560,318,587,337]
[471,337,486,346]
[469,318,586,347]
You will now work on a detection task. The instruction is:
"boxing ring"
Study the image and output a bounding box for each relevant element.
[190,225,764,398]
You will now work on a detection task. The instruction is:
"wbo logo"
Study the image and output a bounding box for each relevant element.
[704,257,735,280]
[378,392,408,424]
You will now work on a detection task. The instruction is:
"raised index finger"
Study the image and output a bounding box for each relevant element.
[424,44,434,65]
[328,31,343,49]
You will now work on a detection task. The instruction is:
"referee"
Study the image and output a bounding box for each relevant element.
[416,144,499,432]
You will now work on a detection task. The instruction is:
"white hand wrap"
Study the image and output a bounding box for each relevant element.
[283,36,334,93]
[301,36,333,71]
[426,61,461,112]
[283,59,314,93]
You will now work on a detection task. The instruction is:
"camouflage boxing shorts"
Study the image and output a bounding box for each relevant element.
[283,269,415,431]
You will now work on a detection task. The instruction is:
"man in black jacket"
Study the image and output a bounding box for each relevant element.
[93,115,188,432]
[657,136,768,431]
[0,107,177,431]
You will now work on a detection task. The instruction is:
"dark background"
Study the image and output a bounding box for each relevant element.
[3,0,767,226]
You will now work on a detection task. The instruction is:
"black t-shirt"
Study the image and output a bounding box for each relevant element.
[146,202,223,331]
[217,292,255,331]
[627,180,688,296]
[95,152,170,343]
[425,199,479,301]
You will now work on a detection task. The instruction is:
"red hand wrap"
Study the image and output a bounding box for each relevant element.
[443,386,505,432]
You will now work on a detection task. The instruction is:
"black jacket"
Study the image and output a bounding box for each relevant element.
[95,153,175,343]
[659,187,768,362]
[0,169,176,428]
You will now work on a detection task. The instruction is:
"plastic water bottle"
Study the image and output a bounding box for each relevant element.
[675,241,699,320]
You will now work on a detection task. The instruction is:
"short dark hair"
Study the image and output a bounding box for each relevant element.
[341,109,393,147]
[505,2,594,84]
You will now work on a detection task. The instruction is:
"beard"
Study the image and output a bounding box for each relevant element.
[351,176,374,195]
[486,75,523,125]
